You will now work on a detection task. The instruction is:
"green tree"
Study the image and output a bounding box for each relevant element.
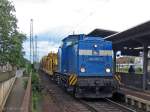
[0,0,26,67]
[9,32,26,67]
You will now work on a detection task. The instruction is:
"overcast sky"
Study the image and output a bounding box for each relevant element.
[11,0,150,60]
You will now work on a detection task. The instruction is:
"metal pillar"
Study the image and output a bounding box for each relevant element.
[143,45,148,90]
[30,19,34,63]
[113,50,116,74]
[35,35,37,62]
[30,20,32,62]
[148,56,150,90]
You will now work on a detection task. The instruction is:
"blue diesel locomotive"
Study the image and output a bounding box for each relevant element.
[57,34,118,98]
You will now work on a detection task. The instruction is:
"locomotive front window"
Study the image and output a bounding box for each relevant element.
[65,39,78,46]
[66,41,72,46]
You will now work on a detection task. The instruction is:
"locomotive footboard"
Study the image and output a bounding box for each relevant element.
[74,77,118,98]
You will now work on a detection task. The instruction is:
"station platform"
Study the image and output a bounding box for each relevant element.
[119,87,150,111]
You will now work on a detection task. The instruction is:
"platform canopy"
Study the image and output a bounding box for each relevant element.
[88,29,117,37]
[88,21,150,90]
[104,21,150,56]
[102,21,150,90]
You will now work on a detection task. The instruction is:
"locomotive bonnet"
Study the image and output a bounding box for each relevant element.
[57,34,118,98]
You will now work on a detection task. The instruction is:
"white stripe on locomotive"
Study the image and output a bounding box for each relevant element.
[79,50,112,56]
[79,50,92,55]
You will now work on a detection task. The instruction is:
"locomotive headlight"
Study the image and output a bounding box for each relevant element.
[106,68,111,73]
[80,67,86,72]
[94,44,98,48]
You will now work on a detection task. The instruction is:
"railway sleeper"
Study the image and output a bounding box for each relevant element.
[125,95,150,111]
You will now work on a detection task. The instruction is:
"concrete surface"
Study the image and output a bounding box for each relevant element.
[3,78,26,112]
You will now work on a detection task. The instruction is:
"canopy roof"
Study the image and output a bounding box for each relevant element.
[88,29,117,37]
[105,21,150,48]
[88,21,150,56]
[103,21,150,56]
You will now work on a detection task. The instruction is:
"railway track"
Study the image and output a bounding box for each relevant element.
[40,71,139,112]
[79,98,137,112]
[40,71,95,112]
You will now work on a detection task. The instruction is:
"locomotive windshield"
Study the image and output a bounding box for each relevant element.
[63,36,79,46]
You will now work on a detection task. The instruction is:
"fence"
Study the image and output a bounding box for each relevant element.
[0,71,15,83]
[116,64,143,74]
[0,77,16,112]
[116,72,143,89]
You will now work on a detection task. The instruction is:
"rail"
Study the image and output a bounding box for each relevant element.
[79,100,99,112]
[79,98,137,112]
[105,98,136,112]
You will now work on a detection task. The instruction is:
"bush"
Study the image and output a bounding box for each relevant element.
[23,78,28,89]
[32,73,41,92]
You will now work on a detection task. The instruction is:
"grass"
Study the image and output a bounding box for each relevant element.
[23,78,28,89]
[32,91,42,112]
[31,71,42,112]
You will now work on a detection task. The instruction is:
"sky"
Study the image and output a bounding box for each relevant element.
[11,0,150,61]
